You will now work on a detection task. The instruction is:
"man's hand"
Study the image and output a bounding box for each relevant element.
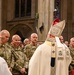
[8,67,12,72]
[20,68,25,74]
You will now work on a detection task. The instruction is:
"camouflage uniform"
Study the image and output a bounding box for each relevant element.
[23,43,37,75]
[24,43,37,61]
[69,46,74,70]
[11,46,27,75]
[0,43,14,69]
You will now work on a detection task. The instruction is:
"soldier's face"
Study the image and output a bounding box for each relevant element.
[0,34,10,44]
[12,39,21,47]
[59,36,64,43]
[24,40,30,45]
[0,33,1,43]
[31,34,38,43]
[71,39,74,47]
[65,41,69,47]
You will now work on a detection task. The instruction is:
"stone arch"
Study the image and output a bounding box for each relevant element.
[9,24,36,41]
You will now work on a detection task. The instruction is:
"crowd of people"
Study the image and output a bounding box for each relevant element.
[28,19,72,75]
[0,19,74,75]
[0,30,39,75]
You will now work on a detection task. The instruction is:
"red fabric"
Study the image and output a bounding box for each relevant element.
[52,18,60,25]
[71,70,74,75]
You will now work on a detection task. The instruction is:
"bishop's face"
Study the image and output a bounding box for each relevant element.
[59,36,64,43]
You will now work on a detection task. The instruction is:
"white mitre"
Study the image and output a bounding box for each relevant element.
[48,20,65,37]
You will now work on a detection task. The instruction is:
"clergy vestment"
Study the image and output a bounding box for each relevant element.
[28,37,71,75]
[0,57,12,75]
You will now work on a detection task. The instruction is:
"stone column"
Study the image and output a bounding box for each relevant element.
[43,0,50,39]
[61,0,68,41]
[67,0,72,41]
[38,0,54,41]
[37,0,44,41]
[1,0,7,29]
[61,0,67,20]
[31,0,36,18]
[7,0,15,21]
[49,0,54,27]
[0,0,2,31]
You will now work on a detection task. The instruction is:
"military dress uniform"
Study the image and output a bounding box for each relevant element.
[11,46,27,75]
[0,43,14,69]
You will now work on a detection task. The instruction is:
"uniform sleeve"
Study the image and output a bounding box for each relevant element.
[24,54,28,68]
[14,60,23,71]
[11,49,22,71]
[28,47,41,75]
[24,45,32,60]
[10,50,15,68]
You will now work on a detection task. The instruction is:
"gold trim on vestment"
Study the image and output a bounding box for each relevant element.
[45,41,56,75]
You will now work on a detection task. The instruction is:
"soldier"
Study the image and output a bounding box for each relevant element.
[28,19,71,75]
[65,41,69,47]
[0,31,1,43]
[0,30,10,46]
[23,38,30,47]
[11,34,27,75]
[23,33,38,75]
[69,37,74,75]
[0,30,14,71]
[23,33,38,61]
